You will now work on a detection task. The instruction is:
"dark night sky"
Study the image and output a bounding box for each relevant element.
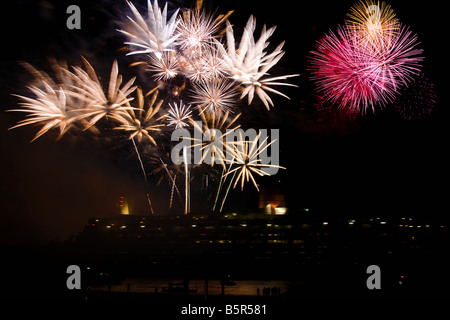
[0,0,448,245]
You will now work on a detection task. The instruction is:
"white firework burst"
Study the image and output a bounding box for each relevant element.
[118,0,180,59]
[220,16,298,109]
[9,84,73,142]
[8,60,85,141]
[69,58,138,129]
[166,101,193,129]
[181,55,209,83]
[201,45,228,79]
[147,51,179,80]
[182,45,228,82]
[176,7,232,56]
[190,79,238,115]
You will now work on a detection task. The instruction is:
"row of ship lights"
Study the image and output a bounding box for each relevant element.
[92,217,445,230]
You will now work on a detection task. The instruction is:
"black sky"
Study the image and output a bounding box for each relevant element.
[0,0,448,245]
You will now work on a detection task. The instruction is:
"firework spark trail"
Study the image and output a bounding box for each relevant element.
[212,166,225,211]
[215,150,238,212]
[309,26,389,112]
[131,135,155,214]
[159,157,182,209]
[170,174,177,209]
[183,145,189,215]
[219,169,237,213]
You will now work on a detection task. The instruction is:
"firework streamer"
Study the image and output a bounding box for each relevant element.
[216,149,238,212]
[188,169,191,212]
[219,169,237,213]
[212,140,240,212]
[183,145,189,214]
[131,136,154,214]
[9,58,139,139]
[212,166,225,211]
[159,157,182,209]
[170,174,177,209]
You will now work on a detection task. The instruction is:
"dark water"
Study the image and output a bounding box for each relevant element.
[88,278,297,296]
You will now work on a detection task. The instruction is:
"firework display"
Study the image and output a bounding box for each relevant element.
[2,0,445,304]
[8,0,297,214]
[7,0,436,215]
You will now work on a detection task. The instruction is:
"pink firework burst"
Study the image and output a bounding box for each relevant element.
[309,24,423,114]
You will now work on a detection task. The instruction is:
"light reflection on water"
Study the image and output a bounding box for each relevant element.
[88,278,299,296]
